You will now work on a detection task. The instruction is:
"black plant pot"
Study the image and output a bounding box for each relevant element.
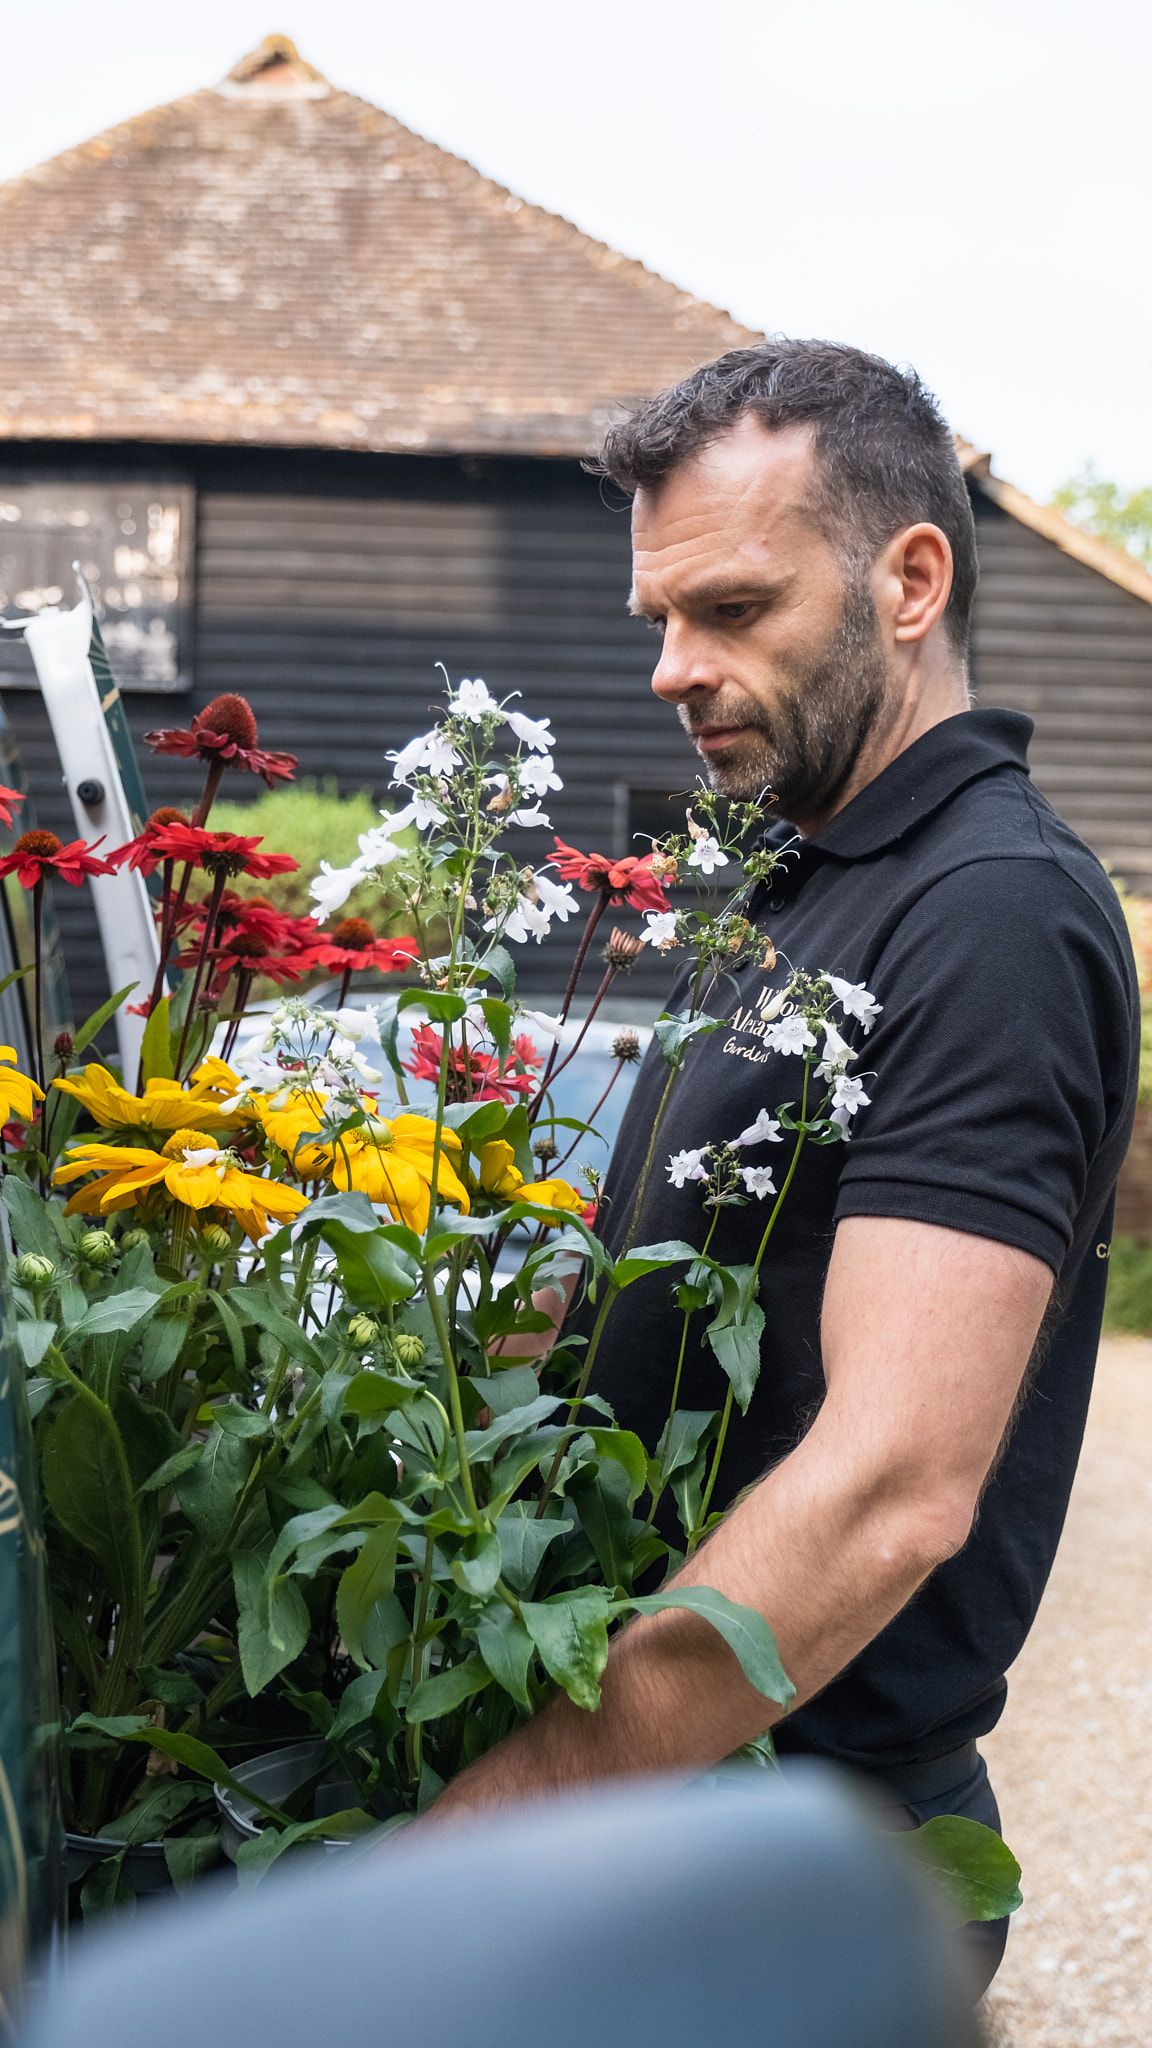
[66,1831,177,1898]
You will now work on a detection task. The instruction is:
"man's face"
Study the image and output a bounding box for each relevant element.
[630,416,896,820]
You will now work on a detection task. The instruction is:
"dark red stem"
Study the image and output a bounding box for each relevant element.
[528,891,608,1121]
[175,866,228,1078]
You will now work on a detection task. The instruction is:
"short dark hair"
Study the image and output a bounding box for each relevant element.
[596,338,978,655]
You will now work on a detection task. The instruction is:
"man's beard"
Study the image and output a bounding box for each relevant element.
[681,567,894,817]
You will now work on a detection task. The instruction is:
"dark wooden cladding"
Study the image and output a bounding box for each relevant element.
[969,497,1152,884]
[2,447,1151,1024]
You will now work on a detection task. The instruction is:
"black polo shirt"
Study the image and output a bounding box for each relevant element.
[585,708,1140,1767]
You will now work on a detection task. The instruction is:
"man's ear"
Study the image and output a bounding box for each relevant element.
[880,523,954,644]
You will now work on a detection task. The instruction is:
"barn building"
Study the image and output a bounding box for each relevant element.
[1,32,1151,1073]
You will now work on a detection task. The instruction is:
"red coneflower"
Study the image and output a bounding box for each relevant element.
[146,823,299,883]
[0,786,25,831]
[0,829,119,889]
[549,837,670,915]
[178,891,308,952]
[404,1023,541,1105]
[145,693,297,789]
[308,917,419,977]
[110,807,190,875]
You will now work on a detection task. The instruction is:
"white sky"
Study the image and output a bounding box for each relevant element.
[3,0,1149,503]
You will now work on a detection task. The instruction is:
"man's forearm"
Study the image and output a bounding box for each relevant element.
[432,1413,967,1811]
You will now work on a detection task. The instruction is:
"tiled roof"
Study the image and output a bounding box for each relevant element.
[0,35,759,457]
[957,438,1152,608]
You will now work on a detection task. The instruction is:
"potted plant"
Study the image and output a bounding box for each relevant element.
[1,679,1020,1933]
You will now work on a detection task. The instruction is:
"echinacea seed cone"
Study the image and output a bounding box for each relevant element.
[13,829,62,857]
[198,693,259,748]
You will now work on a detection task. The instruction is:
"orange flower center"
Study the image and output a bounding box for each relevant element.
[331,917,375,951]
[13,829,62,857]
[148,806,187,831]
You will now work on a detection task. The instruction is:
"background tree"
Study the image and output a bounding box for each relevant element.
[1053,467,1152,568]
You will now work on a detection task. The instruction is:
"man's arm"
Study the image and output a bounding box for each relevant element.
[427,1214,1052,1816]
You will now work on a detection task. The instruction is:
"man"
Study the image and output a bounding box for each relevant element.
[430,341,1140,1991]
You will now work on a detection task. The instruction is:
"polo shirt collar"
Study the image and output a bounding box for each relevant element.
[799,707,1034,860]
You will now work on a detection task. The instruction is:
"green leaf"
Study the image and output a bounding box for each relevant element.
[450,1529,502,1599]
[233,1550,310,1695]
[139,995,174,1083]
[610,1240,700,1290]
[585,1428,649,1504]
[399,988,469,1026]
[140,1442,203,1494]
[329,1669,390,1742]
[98,1781,199,1845]
[41,1391,144,1614]
[213,1405,272,1439]
[476,1603,535,1705]
[902,1816,1023,1925]
[656,1408,714,1483]
[406,1655,492,1724]
[618,1587,794,1707]
[17,1320,58,1372]
[66,1289,164,1342]
[463,1393,564,1461]
[69,1713,151,1741]
[474,942,515,999]
[72,983,138,1057]
[3,1177,58,1259]
[119,1728,289,1823]
[570,1461,636,1593]
[80,1851,135,1919]
[336,1522,402,1670]
[706,1301,765,1414]
[520,1589,611,1711]
[342,1370,421,1419]
[495,1507,573,1595]
[208,1292,248,1374]
[176,1427,254,1546]
[139,1312,191,1385]
[230,1284,325,1375]
[653,1011,722,1069]
[164,1828,222,1891]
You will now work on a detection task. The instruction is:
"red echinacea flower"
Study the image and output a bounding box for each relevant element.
[146,823,299,882]
[404,1024,542,1105]
[307,917,419,976]
[108,806,190,875]
[549,837,671,915]
[145,693,297,788]
[0,829,119,889]
[0,786,26,831]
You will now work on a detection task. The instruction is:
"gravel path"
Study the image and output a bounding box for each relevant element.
[981,1337,1152,2048]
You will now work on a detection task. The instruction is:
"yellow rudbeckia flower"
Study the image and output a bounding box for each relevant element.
[252,1090,334,1178]
[54,1128,309,1243]
[329,1115,470,1233]
[476,1139,524,1200]
[0,1046,44,1126]
[517,1177,585,1218]
[53,1062,247,1139]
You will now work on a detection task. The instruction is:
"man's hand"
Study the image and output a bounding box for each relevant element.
[424,1215,1053,1823]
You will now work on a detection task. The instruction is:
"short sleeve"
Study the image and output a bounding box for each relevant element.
[833,856,1133,1274]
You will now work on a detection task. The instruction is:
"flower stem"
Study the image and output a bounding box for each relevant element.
[528,892,608,1120]
[174,866,228,1078]
[30,878,45,1095]
[423,1268,480,1525]
[687,1383,734,1555]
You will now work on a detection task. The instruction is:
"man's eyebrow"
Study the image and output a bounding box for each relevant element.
[627,578,786,618]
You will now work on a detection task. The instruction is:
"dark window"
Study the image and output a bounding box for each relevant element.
[0,483,194,692]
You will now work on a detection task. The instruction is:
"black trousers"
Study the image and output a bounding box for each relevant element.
[779,1740,1009,2002]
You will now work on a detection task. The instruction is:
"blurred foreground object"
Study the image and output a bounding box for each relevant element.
[20,1768,979,2048]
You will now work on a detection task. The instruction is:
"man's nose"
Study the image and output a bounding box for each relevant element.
[650,622,725,704]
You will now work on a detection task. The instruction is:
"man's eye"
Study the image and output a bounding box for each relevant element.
[715,602,753,622]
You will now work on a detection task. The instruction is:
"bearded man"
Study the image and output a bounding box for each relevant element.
[429,341,1141,1995]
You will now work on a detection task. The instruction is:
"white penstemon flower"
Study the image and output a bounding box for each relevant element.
[309,860,363,920]
[816,1020,856,1081]
[740,1165,777,1200]
[764,1013,817,1057]
[824,973,882,1033]
[667,1147,710,1188]
[518,752,563,799]
[829,1073,871,1137]
[733,1107,783,1148]
[641,911,680,950]
[687,832,729,877]
[533,872,578,923]
[451,677,501,722]
[505,710,555,752]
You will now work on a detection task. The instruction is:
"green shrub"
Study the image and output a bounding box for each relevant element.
[1103,1236,1152,1335]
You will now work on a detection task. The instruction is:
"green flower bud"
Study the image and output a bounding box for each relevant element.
[120,1229,151,1253]
[15,1252,55,1289]
[198,1224,233,1259]
[79,1229,117,1269]
[392,1333,426,1368]
[347,1314,382,1349]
